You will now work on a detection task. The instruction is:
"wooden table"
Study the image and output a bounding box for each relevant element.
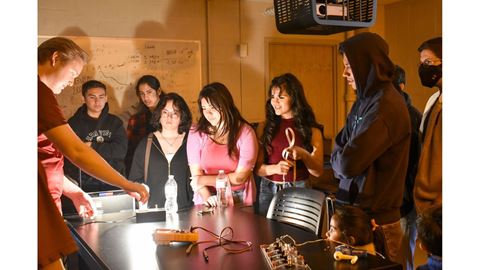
[67,205,401,270]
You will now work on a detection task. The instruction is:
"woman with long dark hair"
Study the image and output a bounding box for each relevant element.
[187,82,258,206]
[255,73,324,214]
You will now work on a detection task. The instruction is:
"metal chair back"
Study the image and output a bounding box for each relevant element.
[267,187,334,236]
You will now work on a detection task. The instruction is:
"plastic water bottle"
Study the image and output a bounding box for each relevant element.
[164,175,178,214]
[216,170,228,207]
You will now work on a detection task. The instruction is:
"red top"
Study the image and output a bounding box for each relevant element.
[37,77,78,267]
[266,118,309,182]
[38,78,67,211]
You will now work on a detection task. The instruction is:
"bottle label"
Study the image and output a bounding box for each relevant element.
[216,179,227,188]
[165,186,177,194]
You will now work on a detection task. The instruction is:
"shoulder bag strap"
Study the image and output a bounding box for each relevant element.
[144,133,153,183]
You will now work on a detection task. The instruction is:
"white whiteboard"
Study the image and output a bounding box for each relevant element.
[39,36,202,123]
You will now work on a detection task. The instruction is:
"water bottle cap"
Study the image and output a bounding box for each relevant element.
[219,170,224,174]
[168,175,174,179]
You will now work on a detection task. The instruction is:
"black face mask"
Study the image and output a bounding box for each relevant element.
[418,63,442,88]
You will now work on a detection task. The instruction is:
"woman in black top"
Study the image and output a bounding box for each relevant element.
[129,92,193,209]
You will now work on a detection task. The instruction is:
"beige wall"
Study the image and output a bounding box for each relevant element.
[384,0,442,111]
[39,0,441,132]
[228,0,349,124]
[39,0,209,92]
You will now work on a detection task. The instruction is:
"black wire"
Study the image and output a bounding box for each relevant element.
[186,226,252,261]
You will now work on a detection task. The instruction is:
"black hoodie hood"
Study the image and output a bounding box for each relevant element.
[340,32,395,98]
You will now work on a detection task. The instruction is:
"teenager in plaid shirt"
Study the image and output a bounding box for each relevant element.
[126,75,164,175]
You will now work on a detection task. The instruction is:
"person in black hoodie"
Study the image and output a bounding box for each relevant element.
[330,32,411,266]
[64,80,128,192]
[393,65,422,270]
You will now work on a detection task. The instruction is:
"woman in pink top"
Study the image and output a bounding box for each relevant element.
[187,82,258,206]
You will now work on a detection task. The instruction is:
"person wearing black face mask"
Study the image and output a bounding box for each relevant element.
[419,61,442,88]
[414,37,442,215]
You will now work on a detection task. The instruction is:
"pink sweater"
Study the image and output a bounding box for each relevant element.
[187,123,258,205]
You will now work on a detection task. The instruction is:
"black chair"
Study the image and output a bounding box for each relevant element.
[266,187,334,236]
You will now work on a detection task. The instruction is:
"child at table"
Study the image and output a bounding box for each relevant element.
[416,205,442,270]
[326,205,379,255]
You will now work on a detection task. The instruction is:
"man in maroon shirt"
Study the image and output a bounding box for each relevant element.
[38,37,149,269]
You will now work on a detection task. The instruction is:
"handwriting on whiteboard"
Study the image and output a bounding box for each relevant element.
[39,36,202,124]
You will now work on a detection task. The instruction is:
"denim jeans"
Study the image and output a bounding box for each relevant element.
[400,208,417,270]
[257,177,306,216]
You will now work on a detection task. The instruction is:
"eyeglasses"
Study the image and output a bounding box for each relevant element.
[419,58,442,67]
[161,110,180,119]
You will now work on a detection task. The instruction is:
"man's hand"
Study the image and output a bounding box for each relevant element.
[63,176,97,218]
[125,182,150,204]
[69,191,97,218]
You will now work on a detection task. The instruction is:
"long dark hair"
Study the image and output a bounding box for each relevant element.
[195,82,248,157]
[135,75,164,113]
[151,92,192,134]
[334,205,373,246]
[261,73,323,154]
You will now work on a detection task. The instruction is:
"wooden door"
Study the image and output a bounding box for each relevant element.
[267,41,338,142]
